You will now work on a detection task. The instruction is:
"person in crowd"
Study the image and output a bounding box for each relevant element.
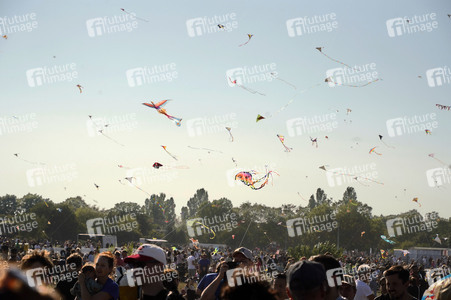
[374,277,389,300]
[355,264,375,300]
[71,264,103,299]
[56,253,83,300]
[124,244,169,300]
[286,260,328,300]
[163,268,184,300]
[339,275,357,300]
[198,253,210,281]
[78,251,119,300]
[198,247,254,300]
[272,272,288,300]
[384,266,415,300]
[311,254,345,300]
[407,264,428,300]
[220,278,278,300]
[20,250,54,271]
[187,251,197,279]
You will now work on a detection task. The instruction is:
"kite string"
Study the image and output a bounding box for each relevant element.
[239,220,252,247]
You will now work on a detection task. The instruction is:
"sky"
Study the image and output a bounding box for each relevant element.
[0,0,450,219]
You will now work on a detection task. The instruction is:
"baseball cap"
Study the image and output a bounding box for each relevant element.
[232,247,253,260]
[124,244,166,265]
[287,260,326,291]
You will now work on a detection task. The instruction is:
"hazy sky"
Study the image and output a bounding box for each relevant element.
[1,0,450,218]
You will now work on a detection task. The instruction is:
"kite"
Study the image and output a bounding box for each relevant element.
[76,84,83,93]
[277,134,292,152]
[354,177,370,187]
[369,147,382,155]
[325,136,329,139]
[228,77,265,96]
[316,47,356,70]
[120,8,149,22]
[436,104,451,110]
[256,114,265,122]
[98,129,125,146]
[381,235,396,244]
[232,235,235,239]
[428,153,449,166]
[120,177,154,200]
[433,234,442,244]
[118,165,131,169]
[225,127,234,142]
[2,35,7,39]
[189,238,199,249]
[191,220,216,239]
[161,145,178,161]
[297,192,307,201]
[235,168,279,190]
[188,146,223,154]
[412,197,421,207]
[153,162,163,169]
[232,157,237,167]
[89,116,124,146]
[346,109,352,115]
[143,100,182,126]
[270,72,297,89]
[310,137,318,148]
[218,24,225,29]
[326,76,381,88]
[260,81,323,120]
[212,248,219,255]
[425,129,432,135]
[379,135,395,149]
[13,153,45,165]
[361,231,366,237]
[380,249,388,259]
[94,183,100,190]
[238,34,253,47]
[319,165,384,185]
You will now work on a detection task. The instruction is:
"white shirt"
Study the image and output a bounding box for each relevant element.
[354,279,373,300]
[187,255,196,269]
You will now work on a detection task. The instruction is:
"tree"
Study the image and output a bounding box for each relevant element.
[0,194,18,215]
[186,189,209,217]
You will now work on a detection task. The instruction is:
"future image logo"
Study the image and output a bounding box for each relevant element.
[386,113,438,137]
[386,213,438,237]
[386,13,438,38]
[426,67,451,87]
[186,13,238,37]
[286,113,338,137]
[186,113,237,137]
[286,212,338,237]
[126,63,178,87]
[325,63,378,87]
[426,167,451,187]
[26,64,78,87]
[286,13,338,37]
[86,14,138,37]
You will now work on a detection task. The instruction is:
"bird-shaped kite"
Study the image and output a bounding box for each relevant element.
[143,100,182,126]
[369,147,382,155]
[239,34,253,47]
[76,84,83,93]
[256,114,265,122]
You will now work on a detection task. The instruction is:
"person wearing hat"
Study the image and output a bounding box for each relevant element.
[339,275,357,300]
[124,244,169,300]
[198,247,254,300]
[286,260,328,300]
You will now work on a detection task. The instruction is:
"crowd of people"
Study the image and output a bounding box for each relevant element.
[0,237,450,300]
